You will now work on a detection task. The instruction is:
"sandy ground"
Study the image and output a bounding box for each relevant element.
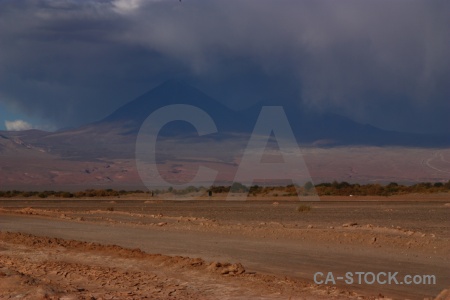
[2,136,450,189]
[0,197,449,300]
[0,231,366,300]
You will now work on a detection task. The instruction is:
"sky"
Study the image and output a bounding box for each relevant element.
[0,0,449,134]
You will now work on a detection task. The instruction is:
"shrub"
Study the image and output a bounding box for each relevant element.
[304,181,314,191]
[62,192,73,198]
[230,182,248,193]
[297,205,311,212]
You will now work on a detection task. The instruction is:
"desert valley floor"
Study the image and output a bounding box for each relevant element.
[0,196,449,300]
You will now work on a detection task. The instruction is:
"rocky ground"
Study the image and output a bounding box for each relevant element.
[0,232,363,300]
[0,197,449,300]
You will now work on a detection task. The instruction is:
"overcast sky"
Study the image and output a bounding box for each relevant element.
[0,0,449,134]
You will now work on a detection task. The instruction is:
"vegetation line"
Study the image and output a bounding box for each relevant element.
[0,180,449,198]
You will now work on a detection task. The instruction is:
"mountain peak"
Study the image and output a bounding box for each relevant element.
[152,79,188,93]
[100,80,249,134]
[146,80,207,102]
[92,82,450,147]
[158,79,186,88]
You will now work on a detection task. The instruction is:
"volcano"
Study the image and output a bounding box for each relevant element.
[3,80,450,160]
[1,80,449,189]
[68,79,447,147]
[98,80,252,135]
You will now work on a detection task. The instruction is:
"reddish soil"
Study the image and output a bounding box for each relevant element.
[0,198,449,299]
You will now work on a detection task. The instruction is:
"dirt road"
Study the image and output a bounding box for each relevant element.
[1,206,448,300]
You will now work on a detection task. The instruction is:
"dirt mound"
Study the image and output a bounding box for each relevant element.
[0,231,361,299]
[0,232,244,276]
[207,262,245,275]
[435,288,450,300]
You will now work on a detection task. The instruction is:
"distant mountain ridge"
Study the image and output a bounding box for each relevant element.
[100,80,252,135]
[1,80,449,157]
[1,81,449,189]
[89,80,448,147]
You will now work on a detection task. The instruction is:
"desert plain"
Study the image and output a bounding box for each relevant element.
[0,194,449,300]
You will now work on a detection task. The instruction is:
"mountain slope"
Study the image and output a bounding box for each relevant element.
[1,81,449,189]
[100,80,252,135]
[2,80,449,162]
[93,80,450,147]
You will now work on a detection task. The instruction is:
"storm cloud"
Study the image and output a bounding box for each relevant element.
[0,0,449,133]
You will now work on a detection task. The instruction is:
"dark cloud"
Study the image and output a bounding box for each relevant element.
[0,0,449,133]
